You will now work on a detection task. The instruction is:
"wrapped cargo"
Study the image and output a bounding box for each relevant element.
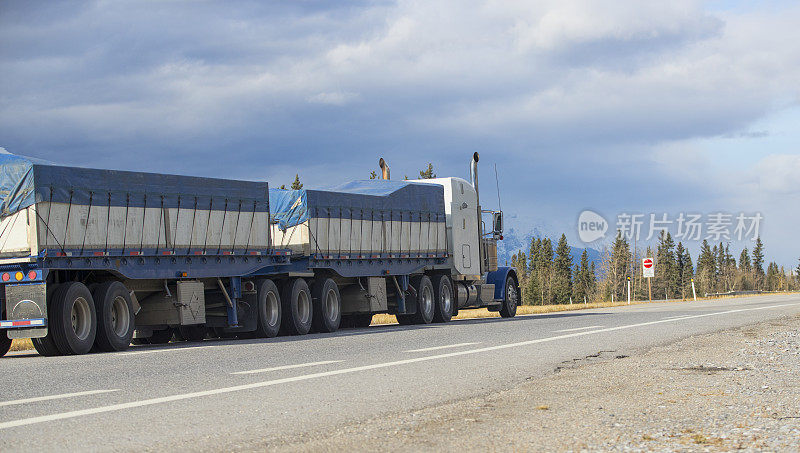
[0,153,270,259]
[270,180,447,257]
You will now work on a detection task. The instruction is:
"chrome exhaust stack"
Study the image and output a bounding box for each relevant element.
[469,152,479,204]
[379,158,391,180]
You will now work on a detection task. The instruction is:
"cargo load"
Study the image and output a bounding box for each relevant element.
[0,153,270,259]
[269,180,447,257]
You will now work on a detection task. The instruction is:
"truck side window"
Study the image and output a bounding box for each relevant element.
[463,218,466,229]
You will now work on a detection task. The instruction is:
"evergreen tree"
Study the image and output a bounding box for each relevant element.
[739,248,752,290]
[419,163,436,179]
[552,234,573,304]
[524,238,542,305]
[290,174,303,190]
[541,238,554,303]
[655,231,678,299]
[752,237,765,289]
[696,240,716,295]
[609,231,631,302]
[796,258,800,287]
[369,170,377,179]
[765,262,780,291]
[573,250,592,303]
[675,242,694,299]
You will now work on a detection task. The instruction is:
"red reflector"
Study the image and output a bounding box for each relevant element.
[28,271,37,280]
[1,273,9,282]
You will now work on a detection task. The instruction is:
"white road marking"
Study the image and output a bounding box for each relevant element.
[231,360,344,375]
[405,342,480,353]
[0,389,120,408]
[553,325,605,333]
[1,301,798,431]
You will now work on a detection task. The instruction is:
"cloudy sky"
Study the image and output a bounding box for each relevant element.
[1,1,798,265]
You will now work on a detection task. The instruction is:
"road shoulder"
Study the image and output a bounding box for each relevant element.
[262,315,800,452]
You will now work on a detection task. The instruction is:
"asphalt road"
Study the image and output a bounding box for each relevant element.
[2,294,800,451]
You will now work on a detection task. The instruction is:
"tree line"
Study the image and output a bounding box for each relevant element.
[512,231,800,305]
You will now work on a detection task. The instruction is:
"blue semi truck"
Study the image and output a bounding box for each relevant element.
[0,152,518,357]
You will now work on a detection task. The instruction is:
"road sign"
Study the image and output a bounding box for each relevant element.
[643,257,654,278]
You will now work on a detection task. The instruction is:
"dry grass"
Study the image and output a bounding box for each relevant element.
[10,338,33,352]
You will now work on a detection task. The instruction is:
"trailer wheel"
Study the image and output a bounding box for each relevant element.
[432,275,454,323]
[499,275,519,318]
[252,279,281,338]
[409,275,435,325]
[312,278,341,333]
[92,281,135,352]
[50,282,97,355]
[149,327,174,344]
[178,325,207,342]
[0,330,11,358]
[280,278,313,335]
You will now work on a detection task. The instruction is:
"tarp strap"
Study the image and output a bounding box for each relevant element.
[104,193,112,253]
[172,196,181,255]
[121,193,130,254]
[63,190,74,255]
[231,200,241,254]
[80,191,94,255]
[202,197,212,253]
[244,200,256,254]
[155,195,164,254]
[188,197,198,254]
[217,199,228,255]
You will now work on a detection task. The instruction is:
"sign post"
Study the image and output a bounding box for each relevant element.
[691,278,697,301]
[626,276,631,305]
[643,257,654,302]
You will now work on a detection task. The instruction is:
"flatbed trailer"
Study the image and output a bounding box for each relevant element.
[0,152,518,357]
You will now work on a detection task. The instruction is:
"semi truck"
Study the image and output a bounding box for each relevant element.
[0,152,519,357]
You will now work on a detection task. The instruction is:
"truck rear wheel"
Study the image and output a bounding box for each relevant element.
[50,282,97,355]
[281,278,313,335]
[253,279,281,338]
[499,275,519,318]
[404,275,435,325]
[92,281,135,352]
[0,330,11,357]
[432,275,454,323]
[312,278,341,333]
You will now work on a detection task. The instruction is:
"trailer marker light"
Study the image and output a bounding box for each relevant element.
[15,272,24,281]
[1,273,9,282]
[28,271,38,280]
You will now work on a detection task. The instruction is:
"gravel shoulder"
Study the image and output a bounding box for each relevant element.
[256,315,800,452]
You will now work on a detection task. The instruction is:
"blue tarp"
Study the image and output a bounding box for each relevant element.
[0,152,269,218]
[269,180,445,230]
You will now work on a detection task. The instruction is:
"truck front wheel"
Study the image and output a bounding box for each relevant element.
[499,275,519,318]
[281,278,313,335]
[92,281,135,352]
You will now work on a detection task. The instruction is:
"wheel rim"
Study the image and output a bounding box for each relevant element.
[297,290,311,324]
[265,291,279,326]
[507,281,518,307]
[111,295,130,337]
[421,285,433,315]
[441,284,452,314]
[70,296,92,341]
[324,288,339,321]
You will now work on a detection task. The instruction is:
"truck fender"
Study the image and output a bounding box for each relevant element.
[485,267,518,301]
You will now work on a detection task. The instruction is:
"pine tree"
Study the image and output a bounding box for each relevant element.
[739,248,752,290]
[290,174,303,190]
[765,262,779,291]
[795,258,800,288]
[525,238,543,305]
[675,242,694,299]
[573,250,592,304]
[608,232,631,302]
[369,170,377,179]
[752,237,765,289]
[541,238,554,304]
[552,234,573,304]
[696,240,715,295]
[655,231,678,300]
[419,163,436,179]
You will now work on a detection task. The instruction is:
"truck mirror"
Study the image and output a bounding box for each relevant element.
[492,211,503,234]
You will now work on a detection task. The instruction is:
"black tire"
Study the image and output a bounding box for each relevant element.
[131,337,150,345]
[178,325,207,342]
[149,327,174,344]
[311,278,341,333]
[432,275,454,323]
[49,282,97,355]
[396,314,415,325]
[92,281,135,352]
[252,279,282,338]
[280,278,313,335]
[31,284,65,356]
[0,330,11,358]
[499,275,519,318]
[410,275,435,324]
